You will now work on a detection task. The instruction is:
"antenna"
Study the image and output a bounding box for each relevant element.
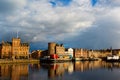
[17,30,19,38]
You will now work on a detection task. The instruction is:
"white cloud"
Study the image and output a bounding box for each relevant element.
[2,0,94,41]
[0,0,120,49]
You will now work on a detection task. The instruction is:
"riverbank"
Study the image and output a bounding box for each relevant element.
[0,59,39,64]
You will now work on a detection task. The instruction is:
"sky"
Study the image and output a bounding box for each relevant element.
[0,0,120,50]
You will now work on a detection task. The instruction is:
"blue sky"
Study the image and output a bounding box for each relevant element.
[50,0,98,7]
[91,0,98,6]
[50,0,72,7]
[0,0,120,51]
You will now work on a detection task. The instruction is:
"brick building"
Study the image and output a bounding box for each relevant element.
[0,38,29,59]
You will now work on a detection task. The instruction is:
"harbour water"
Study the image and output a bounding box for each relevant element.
[0,61,120,80]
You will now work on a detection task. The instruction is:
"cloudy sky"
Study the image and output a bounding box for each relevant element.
[0,0,120,50]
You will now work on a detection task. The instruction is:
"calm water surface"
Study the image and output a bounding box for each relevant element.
[0,61,120,80]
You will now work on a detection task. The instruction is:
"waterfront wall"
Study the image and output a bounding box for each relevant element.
[0,59,39,64]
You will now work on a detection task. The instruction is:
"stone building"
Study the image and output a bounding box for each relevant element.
[112,49,120,56]
[0,38,29,59]
[48,42,65,55]
[74,48,88,58]
[30,50,48,59]
[55,44,65,55]
[48,42,56,55]
[30,50,49,59]
[87,49,112,59]
[31,50,42,59]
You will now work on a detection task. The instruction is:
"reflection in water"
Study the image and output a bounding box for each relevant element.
[47,63,73,79]
[74,61,102,72]
[40,61,120,80]
[0,61,120,80]
[0,64,28,80]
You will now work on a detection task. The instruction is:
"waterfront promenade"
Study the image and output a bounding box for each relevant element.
[0,59,39,64]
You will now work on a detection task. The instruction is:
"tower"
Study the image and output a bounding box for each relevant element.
[12,38,20,47]
[12,38,21,59]
[48,42,56,55]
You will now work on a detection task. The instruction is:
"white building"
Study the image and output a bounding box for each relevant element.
[65,48,74,58]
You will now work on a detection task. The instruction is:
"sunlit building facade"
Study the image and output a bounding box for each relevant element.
[0,38,29,59]
[48,42,65,55]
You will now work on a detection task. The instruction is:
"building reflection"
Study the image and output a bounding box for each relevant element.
[74,61,102,72]
[40,61,120,79]
[29,64,41,71]
[40,62,74,79]
[101,61,120,71]
[74,61,120,72]
[0,64,28,80]
[1,61,120,80]
[48,63,64,79]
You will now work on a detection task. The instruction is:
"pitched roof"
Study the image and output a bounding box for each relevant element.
[2,42,12,46]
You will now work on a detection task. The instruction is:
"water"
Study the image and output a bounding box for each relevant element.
[0,61,120,80]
